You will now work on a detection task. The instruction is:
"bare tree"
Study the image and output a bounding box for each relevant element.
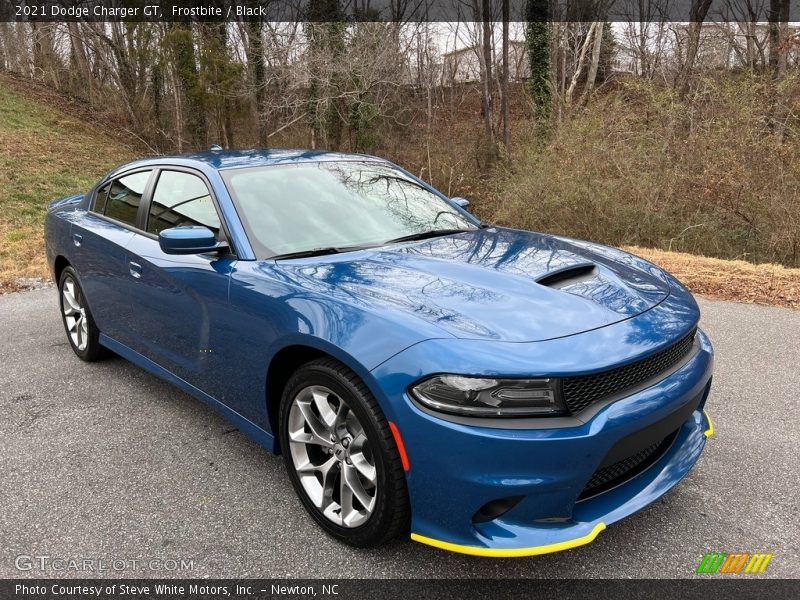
[722,0,768,70]
[675,0,714,98]
[501,0,510,150]
[167,22,208,148]
[480,0,496,149]
[768,0,790,75]
[565,22,597,105]
[30,23,60,88]
[0,23,8,71]
[619,0,671,79]
[243,21,268,146]
[581,22,604,104]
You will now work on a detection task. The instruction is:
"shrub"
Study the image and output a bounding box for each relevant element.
[492,73,800,267]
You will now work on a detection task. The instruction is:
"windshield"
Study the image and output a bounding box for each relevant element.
[221,161,476,258]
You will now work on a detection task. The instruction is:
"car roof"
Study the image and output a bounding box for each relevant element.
[106,148,386,179]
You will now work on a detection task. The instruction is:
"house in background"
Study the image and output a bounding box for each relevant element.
[611,41,639,75]
[684,23,800,69]
[441,40,530,85]
[431,24,800,87]
[615,23,800,76]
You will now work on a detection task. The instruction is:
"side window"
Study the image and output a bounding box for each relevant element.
[92,182,111,214]
[103,170,152,227]
[147,171,222,237]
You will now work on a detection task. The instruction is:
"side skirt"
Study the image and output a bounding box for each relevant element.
[99,334,278,454]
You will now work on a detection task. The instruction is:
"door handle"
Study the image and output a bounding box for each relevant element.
[129,261,142,279]
[72,233,82,247]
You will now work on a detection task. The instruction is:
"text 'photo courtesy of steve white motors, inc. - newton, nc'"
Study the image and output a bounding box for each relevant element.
[14,583,336,598]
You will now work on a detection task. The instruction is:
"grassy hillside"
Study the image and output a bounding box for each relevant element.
[0,76,134,291]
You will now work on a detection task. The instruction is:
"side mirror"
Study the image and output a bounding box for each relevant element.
[158,226,220,255]
[451,197,470,209]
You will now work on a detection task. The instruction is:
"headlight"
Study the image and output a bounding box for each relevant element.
[410,375,566,417]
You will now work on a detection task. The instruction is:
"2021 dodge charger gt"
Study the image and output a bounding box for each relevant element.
[44,149,714,557]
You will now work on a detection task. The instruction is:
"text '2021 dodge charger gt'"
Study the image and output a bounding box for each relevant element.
[44,149,714,557]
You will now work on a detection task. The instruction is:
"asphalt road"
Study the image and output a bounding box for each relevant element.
[1,288,798,579]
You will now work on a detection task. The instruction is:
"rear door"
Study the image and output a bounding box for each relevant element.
[69,169,155,342]
[123,168,236,397]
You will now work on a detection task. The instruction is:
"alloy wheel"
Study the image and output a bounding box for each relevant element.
[287,385,378,528]
[62,276,88,351]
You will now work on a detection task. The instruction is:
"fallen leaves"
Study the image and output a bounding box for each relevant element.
[625,246,800,310]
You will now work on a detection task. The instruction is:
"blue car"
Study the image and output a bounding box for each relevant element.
[44,149,714,556]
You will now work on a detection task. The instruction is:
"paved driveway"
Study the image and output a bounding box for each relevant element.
[1,289,797,578]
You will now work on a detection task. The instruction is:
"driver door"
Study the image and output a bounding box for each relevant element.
[123,168,235,393]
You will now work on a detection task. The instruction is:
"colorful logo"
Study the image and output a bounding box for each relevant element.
[697,552,773,574]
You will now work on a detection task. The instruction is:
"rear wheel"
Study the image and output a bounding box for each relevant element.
[279,358,409,547]
[58,266,107,362]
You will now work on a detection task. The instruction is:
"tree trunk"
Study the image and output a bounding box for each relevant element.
[168,61,184,152]
[152,58,163,148]
[67,22,91,99]
[170,22,207,149]
[214,23,235,148]
[525,0,551,122]
[767,0,790,137]
[558,24,566,121]
[501,0,510,150]
[638,23,648,77]
[0,24,8,71]
[481,0,495,148]
[581,22,604,105]
[565,22,597,106]
[31,23,58,85]
[107,23,140,125]
[675,0,713,99]
[246,20,268,147]
[768,0,790,75]
[779,0,790,74]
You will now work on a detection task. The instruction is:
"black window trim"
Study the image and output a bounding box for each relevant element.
[92,181,112,214]
[88,165,238,258]
[87,166,155,234]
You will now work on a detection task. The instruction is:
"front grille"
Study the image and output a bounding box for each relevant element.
[578,429,678,500]
[562,327,697,415]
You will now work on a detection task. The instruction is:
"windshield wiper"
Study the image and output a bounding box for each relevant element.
[271,245,372,260]
[383,228,474,245]
[272,229,476,260]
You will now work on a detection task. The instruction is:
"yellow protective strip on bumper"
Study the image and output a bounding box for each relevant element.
[703,410,714,438]
[410,522,606,558]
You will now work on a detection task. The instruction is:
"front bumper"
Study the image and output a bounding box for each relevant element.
[370,328,714,556]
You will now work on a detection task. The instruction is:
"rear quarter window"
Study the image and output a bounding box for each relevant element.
[102,170,152,227]
[92,182,111,214]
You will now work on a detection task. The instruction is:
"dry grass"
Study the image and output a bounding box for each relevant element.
[626,246,800,310]
[0,74,135,291]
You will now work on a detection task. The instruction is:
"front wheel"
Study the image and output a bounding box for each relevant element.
[58,266,107,362]
[279,358,410,547]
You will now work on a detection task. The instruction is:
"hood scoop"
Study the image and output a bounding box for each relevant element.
[536,262,598,289]
[275,228,671,342]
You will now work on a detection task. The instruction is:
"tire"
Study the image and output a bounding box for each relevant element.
[58,266,107,362]
[279,358,410,547]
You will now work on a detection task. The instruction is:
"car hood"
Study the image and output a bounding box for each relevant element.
[273,227,672,342]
